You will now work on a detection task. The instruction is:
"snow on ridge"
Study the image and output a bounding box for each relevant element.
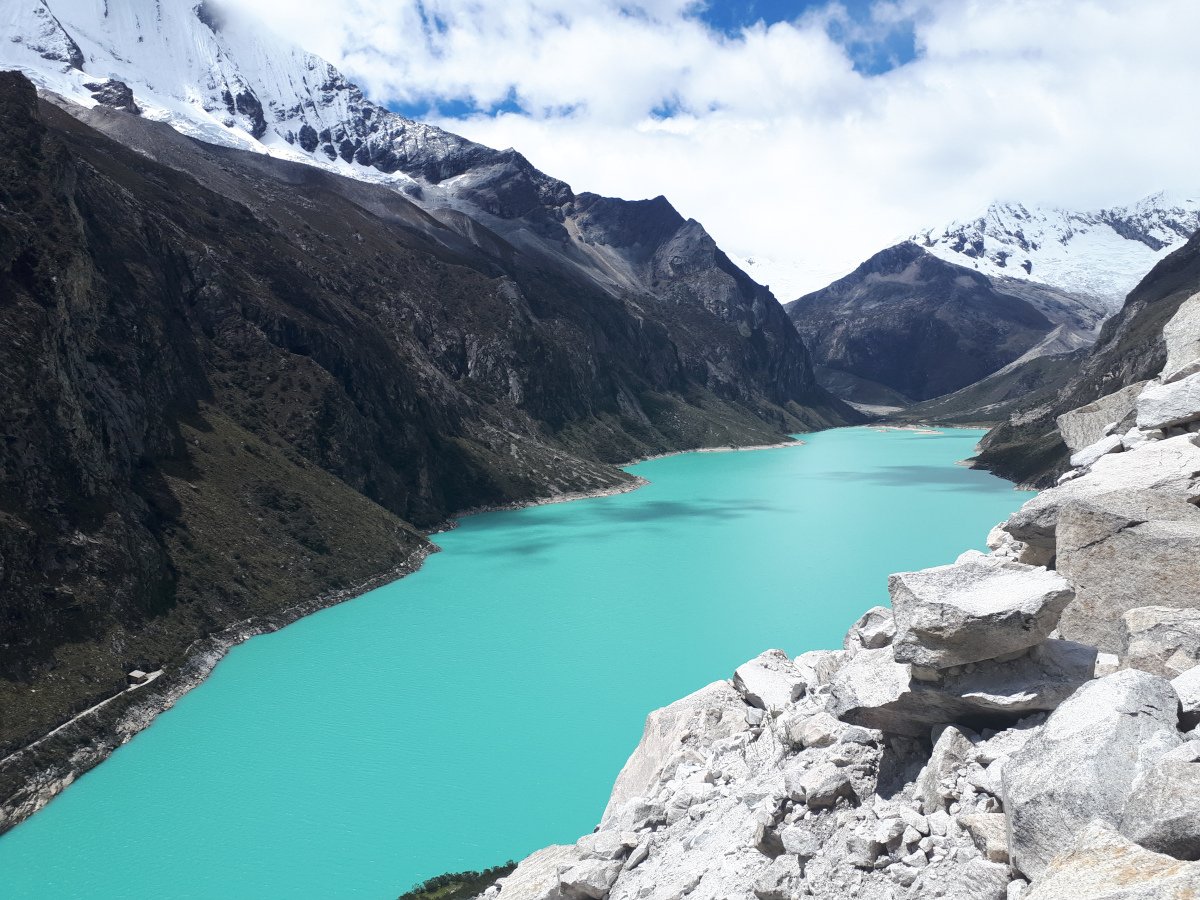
[913,193,1200,311]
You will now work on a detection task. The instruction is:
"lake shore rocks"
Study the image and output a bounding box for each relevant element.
[486,340,1200,899]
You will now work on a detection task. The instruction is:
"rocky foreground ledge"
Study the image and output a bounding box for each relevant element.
[481,293,1200,900]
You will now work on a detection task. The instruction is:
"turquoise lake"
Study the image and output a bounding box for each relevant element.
[0,427,1032,899]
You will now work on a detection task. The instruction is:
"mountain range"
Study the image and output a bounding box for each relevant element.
[786,195,1200,407]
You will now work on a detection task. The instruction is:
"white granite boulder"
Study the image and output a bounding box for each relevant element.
[1121,741,1200,860]
[890,555,1074,669]
[1056,381,1148,453]
[733,650,808,713]
[1068,433,1124,469]
[914,725,977,814]
[1001,670,1183,880]
[843,606,895,652]
[1120,606,1200,678]
[1137,371,1200,430]
[493,846,580,900]
[1025,821,1200,900]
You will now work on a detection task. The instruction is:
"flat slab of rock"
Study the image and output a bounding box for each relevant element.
[1002,434,1200,551]
[1001,670,1182,880]
[828,641,1095,739]
[1163,291,1200,383]
[1121,740,1200,861]
[1056,491,1200,651]
[1056,381,1147,453]
[890,555,1073,669]
[1120,606,1200,678]
[1025,821,1200,900]
[1068,433,1123,469]
[733,650,808,713]
[1137,371,1200,430]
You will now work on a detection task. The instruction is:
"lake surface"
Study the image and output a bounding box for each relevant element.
[0,427,1031,899]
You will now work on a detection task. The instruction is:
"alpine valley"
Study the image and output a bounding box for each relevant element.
[4,3,1200,900]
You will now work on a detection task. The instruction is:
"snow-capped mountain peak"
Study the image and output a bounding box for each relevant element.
[913,193,1200,312]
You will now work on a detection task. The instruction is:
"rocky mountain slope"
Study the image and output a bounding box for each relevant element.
[973,224,1200,486]
[487,273,1200,900]
[0,64,852,832]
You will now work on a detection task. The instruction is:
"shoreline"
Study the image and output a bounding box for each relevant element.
[0,434,807,834]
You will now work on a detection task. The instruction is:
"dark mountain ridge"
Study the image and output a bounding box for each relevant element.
[786,242,1056,403]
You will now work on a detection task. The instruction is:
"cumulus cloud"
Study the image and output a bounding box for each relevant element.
[226,0,1200,298]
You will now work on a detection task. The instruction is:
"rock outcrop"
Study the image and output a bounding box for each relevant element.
[485,293,1200,899]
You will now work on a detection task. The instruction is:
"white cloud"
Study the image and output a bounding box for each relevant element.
[225,0,1200,298]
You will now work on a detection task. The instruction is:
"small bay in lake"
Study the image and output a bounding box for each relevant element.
[0,427,1032,899]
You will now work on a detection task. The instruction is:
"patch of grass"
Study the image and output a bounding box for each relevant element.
[397,862,517,900]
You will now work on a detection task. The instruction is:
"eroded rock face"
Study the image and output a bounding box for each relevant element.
[1121,741,1200,860]
[1024,821,1200,900]
[890,555,1074,669]
[1120,607,1200,678]
[1001,670,1182,880]
[1055,491,1200,651]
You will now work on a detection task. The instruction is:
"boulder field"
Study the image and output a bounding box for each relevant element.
[480,293,1200,900]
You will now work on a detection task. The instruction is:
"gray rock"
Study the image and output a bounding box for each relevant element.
[1056,490,1200,651]
[890,555,1074,669]
[494,845,579,900]
[959,813,1010,863]
[1068,433,1124,469]
[1120,606,1200,678]
[1001,670,1183,880]
[1173,665,1200,730]
[843,606,896,652]
[601,681,747,828]
[914,725,978,814]
[753,856,803,900]
[793,649,850,687]
[1162,291,1200,383]
[575,831,637,861]
[785,759,858,809]
[927,857,1011,900]
[1024,820,1200,899]
[1120,740,1200,860]
[734,650,808,713]
[1002,434,1200,552]
[828,642,1095,738]
[1056,381,1148,453]
[778,824,821,860]
[793,711,848,749]
[1138,371,1200,430]
[558,858,623,899]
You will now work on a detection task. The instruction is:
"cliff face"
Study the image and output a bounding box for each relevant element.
[972,226,1200,486]
[487,291,1200,900]
[0,70,851,820]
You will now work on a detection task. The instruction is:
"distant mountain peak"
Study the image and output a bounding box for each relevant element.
[913,193,1200,311]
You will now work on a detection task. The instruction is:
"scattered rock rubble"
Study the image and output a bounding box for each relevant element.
[481,296,1200,899]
